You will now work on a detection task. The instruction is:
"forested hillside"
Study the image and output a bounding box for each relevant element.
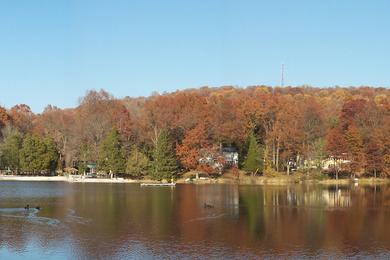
[0,86,389,178]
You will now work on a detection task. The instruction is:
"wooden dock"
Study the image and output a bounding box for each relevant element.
[140,183,176,187]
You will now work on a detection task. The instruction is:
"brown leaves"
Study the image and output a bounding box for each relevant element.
[9,104,33,133]
[3,86,388,177]
[326,127,347,158]
[0,106,10,129]
[176,123,211,170]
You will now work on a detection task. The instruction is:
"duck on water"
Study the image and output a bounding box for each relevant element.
[204,203,214,208]
[24,204,41,210]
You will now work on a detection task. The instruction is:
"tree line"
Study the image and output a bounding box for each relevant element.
[0,86,389,179]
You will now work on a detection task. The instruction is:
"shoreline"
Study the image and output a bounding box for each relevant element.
[0,175,139,184]
[0,175,389,185]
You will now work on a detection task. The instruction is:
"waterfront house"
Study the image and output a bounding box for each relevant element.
[198,146,239,171]
[221,147,239,167]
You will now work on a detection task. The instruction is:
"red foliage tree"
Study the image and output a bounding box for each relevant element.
[176,123,211,171]
[344,124,365,176]
[0,106,10,130]
[9,104,33,133]
[365,134,384,178]
[326,127,347,179]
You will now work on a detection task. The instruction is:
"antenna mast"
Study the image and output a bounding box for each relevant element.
[281,63,284,87]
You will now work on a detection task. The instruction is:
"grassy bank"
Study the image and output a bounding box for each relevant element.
[177,171,302,185]
[177,170,390,186]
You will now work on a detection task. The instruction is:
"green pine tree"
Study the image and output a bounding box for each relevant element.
[243,131,264,175]
[152,130,178,181]
[0,131,23,172]
[78,161,87,175]
[43,138,59,174]
[19,134,58,174]
[20,134,37,172]
[98,129,126,174]
[126,145,150,178]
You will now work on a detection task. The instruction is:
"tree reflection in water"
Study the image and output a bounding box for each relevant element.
[0,182,389,258]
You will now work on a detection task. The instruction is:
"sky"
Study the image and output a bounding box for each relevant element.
[0,0,389,112]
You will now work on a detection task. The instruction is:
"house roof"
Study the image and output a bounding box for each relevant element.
[222,147,238,153]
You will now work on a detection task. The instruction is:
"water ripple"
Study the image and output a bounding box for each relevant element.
[185,213,226,223]
[65,208,91,225]
[0,207,60,226]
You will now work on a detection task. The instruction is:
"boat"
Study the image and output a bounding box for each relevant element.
[140,183,176,187]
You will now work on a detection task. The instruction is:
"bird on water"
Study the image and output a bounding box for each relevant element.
[204,203,214,208]
[24,204,41,210]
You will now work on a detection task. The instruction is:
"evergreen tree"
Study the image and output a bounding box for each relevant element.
[126,145,150,178]
[78,161,87,175]
[152,130,178,181]
[243,131,264,175]
[19,134,58,174]
[0,131,23,172]
[44,138,59,173]
[20,134,43,172]
[98,129,126,174]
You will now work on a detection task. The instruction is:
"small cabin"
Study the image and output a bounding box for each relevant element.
[197,146,239,171]
[73,161,97,175]
[86,162,97,174]
[221,147,239,167]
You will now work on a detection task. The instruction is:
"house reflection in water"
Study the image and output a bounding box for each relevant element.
[1,183,389,258]
[239,185,353,211]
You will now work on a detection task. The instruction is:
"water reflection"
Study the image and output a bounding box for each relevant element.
[0,182,389,259]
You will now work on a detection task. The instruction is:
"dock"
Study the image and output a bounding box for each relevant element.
[140,183,176,187]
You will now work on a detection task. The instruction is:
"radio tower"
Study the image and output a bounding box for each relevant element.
[281,63,284,87]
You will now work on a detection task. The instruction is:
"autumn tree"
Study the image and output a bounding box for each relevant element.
[1,86,390,180]
[0,106,10,136]
[152,130,178,181]
[326,127,347,179]
[344,124,365,176]
[306,138,326,169]
[141,95,177,147]
[9,104,33,134]
[77,90,117,161]
[302,97,325,163]
[176,123,211,171]
[365,135,384,178]
[38,106,75,169]
[383,151,390,177]
[111,101,133,152]
[208,94,246,145]
[272,96,305,172]
[339,99,367,131]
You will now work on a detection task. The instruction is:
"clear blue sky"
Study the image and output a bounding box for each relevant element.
[0,0,389,112]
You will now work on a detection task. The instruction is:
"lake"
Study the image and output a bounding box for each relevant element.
[0,182,389,259]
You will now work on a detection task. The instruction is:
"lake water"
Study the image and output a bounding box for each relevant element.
[0,182,389,259]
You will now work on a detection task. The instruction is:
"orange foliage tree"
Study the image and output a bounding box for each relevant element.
[176,123,211,171]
